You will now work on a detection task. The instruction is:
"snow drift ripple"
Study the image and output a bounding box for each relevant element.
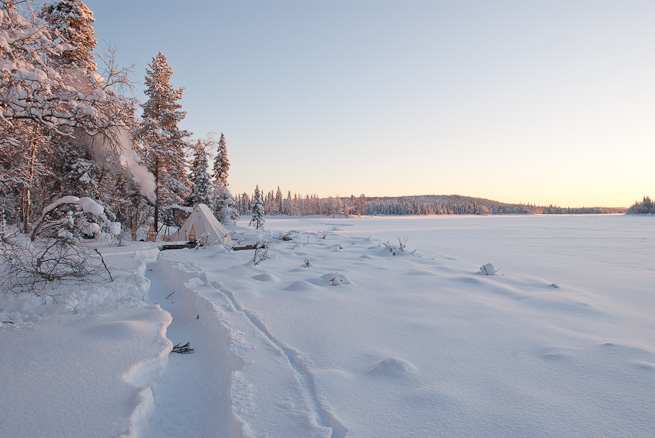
[120,307,173,438]
[218,285,348,438]
[155,252,347,438]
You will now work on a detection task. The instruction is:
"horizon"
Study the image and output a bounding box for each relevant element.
[82,0,654,208]
[236,189,631,209]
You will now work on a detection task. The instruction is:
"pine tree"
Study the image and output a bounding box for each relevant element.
[40,0,97,73]
[212,132,229,187]
[249,185,265,230]
[186,140,212,207]
[137,52,191,231]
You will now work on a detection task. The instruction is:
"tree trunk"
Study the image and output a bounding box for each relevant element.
[22,138,38,233]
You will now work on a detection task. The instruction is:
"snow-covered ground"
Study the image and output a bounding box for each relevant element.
[0,243,171,438]
[2,214,654,437]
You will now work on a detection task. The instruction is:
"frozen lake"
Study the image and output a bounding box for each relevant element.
[149,213,655,437]
[4,214,654,437]
[265,214,655,306]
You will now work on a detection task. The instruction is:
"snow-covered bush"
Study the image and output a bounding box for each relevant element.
[383,237,414,256]
[195,232,210,249]
[277,230,298,241]
[0,196,116,294]
[0,232,111,294]
[479,263,499,275]
[252,240,270,266]
[30,196,118,241]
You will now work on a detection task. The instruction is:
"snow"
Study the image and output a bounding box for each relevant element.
[109,221,122,236]
[479,262,498,275]
[78,196,105,216]
[0,307,171,438]
[1,215,654,437]
[42,195,81,216]
[40,196,105,218]
[0,243,169,437]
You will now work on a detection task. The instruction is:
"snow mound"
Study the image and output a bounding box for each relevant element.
[367,357,417,378]
[0,306,172,438]
[252,273,278,282]
[479,263,499,275]
[77,196,105,216]
[87,320,153,340]
[285,280,321,292]
[320,272,353,286]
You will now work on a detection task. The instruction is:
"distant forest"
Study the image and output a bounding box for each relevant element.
[235,190,627,217]
[626,197,654,214]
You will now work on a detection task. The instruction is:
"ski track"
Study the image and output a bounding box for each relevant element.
[204,276,348,438]
[144,264,232,438]
[147,256,345,438]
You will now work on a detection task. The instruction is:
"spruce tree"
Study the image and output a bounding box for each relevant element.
[186,140,212,207]
[249,185,265,230]
[138,52,191,231]
[275,186,283,215]
[212,132,229,187]
[215,186,240,225]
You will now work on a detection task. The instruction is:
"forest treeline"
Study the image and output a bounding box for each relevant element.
[627,197,654,214]
[235,191,626,217]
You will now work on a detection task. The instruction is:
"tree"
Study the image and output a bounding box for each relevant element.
[214,184,240,225]
[39,0,98,200]
[275,186,283,215]
[212,132,229,187]
[40,0,97,73]
[186,139,211,207]
[627,196,655,214]
[1,0,135,232]
[137,52,190,232]
[249,185,265,230]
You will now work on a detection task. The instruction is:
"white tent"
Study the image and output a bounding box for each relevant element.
[170,203,231,245]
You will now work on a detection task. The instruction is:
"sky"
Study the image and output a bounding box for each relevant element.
[81,0,653,207]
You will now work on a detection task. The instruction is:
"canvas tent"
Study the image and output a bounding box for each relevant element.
[170,203,231,245]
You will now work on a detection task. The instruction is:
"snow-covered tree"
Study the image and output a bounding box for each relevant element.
[40,0,97,73]
[275,186,283,215]
[249,185,265,230]
[186,139,211,207]
[627,196,655,214]
[53,135,99,198]
[39,1,99,200]
[137,52,190,231]
[1,0,133,135]
[0,0,135,231]
[212,132,229,188]
[214,183,240,225]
